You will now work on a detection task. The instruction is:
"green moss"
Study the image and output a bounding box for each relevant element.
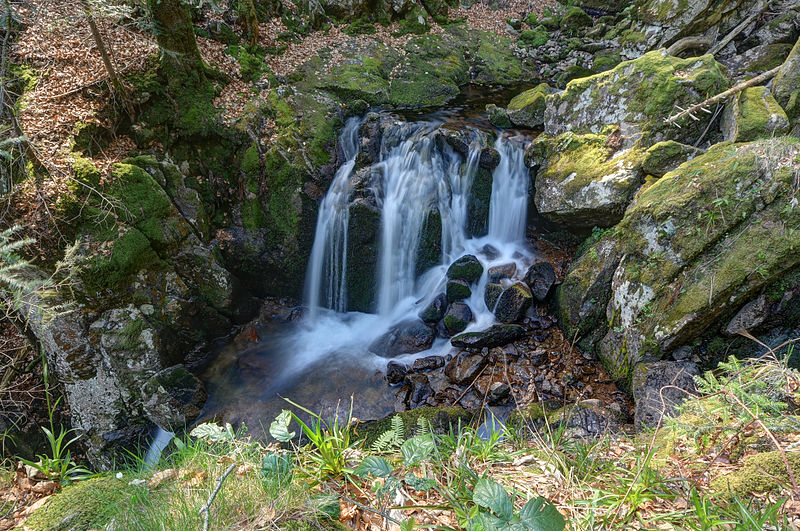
[473,33,524,85]
[108,163,176,246]
[241,197,268,230]
[72,156,101,187]
[726,86,790,142]
[446,279,472,301]
[343,18,377,35]
[561,7,592,31]
[85,228,162,292]
[242,143,261,176]
[25,476,139,530]
[508,83,548,111]
[356,407,473,446]
[641,140,700,177]
[592,50,621,72]
[619,29,645,44]
[711,451,800,496]
[519,28,548,47]
[388,34,467,107]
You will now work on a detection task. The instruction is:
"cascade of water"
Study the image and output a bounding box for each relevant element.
[488,134,529,243]
[304,116,363,317]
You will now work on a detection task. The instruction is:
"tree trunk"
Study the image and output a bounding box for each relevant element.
[238,0,259,47]
[147,0,205,75]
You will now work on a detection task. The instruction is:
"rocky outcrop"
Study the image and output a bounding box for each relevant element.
[557,138,800,382]
[721,86,790,142]
[772,36,800,130]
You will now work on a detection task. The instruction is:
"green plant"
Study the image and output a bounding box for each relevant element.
[468,476,565,530]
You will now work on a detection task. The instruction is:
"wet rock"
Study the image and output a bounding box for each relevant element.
[632,360,699,429]
[507,83,550,128]
[486,104,512,128]
[446,279,472,301]
[407,374,434,407]
[443,302,473,334]
[494,282,533,323]
[447,254,483,283]
[142,365,207,432]
[527,314,553,330]
[480,244,500,260]
[721,86,789,143]
[445,351,488,385]
[484,282,504,311]
[487,263,516,282]
[369,319,435,357]
[524,262,556,302]
[641,141,703,178]
[412,355,445,372]
[724,295,770,337]
[419,293,447,324]
[486,381,511,404]
[386,361,408,384]
[560,400,626,437]
[451,324,526,349]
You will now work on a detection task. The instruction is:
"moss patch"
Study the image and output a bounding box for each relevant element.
[711,451,800,496]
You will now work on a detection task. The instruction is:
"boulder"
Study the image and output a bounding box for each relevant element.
[721,86,790,142]
[494,282,533,322]
[487,263,516,282]
[632,360,699,428]
[369,319,435,357]
[451,324,526,349]
[445,351,488,385]
[419,293,447,324]
[532,132,646,229]
[407,374,434,407]
[447,254,483,283]
[641,141,702,177]
[724,43,793,77]
[506,83,550,128]
[486,381,511,404]
[561,7,593,32]
[772,36,800,128]
[544,50,729,142]
[486,104,512,128]
[446,279,472,301]
[524,262,556,301]
[484,282,504,310]
[386,361,408,384]
[411,355,445,371]
[142,365,207,432]
[556,139,800,383]
[723,294,770,337]
[443,302,473,334]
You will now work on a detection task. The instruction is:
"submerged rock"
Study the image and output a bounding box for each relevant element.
[524,262,556,302]
[721,86,790,142]
[494,282,533,323]
[369,319,435,357]
[443,302,473,334]
[451,324,526,349]
[419,293,448,324]
[447,254,484,283]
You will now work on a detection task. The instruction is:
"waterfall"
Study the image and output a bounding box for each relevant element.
[304,116,363,317]
[488,134,529,243]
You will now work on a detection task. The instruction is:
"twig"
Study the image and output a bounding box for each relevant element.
[199,463,236,531]
[666,66,782,125]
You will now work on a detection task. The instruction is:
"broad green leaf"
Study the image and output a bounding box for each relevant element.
[519,497,565,531]
[473,478,513,521]
[269,410,296,442]
[190,422,233,442]
[261,452,293,477]
[467,511,510,531]
[355,456,393,478]
[400,435,434,466]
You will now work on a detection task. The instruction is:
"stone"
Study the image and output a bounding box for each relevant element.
[524,262,556,301]
[407,374,434,407]
[493,282,533,323]
[558,401,625,437]
[632,360,700,428]
[451,324,526,349]
[484,282,504,310]
[561,7,593,31]
[386,361,408,384]
[369,319,435,357]
[486,104,512,128]
[411,355,445,372]
[419,293,447,324]
[443,302,473,334]
[724,295,770,337]
[641,141,702,177]
[447,254,483,283]
[446,279,472,301]
[487,263,516,282]
[725,43,793,77]
[506,83,550,128]
[721,87,790,142]
[544,50,729,142]
[770,36,800,128]
[486,381,511,404]
[142,365,207,432]
[445,351,488,385]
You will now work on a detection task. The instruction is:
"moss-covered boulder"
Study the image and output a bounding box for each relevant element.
[493,282,533,323]
[711,451,800,496]
[471,32,531,86]
[557,138,800,383]
[543,50,729,142]
[561,7,593,32]
[389,33,468,107]
[772,36,800,128]
[532,131,647,229]
[317,41,399,104]
[641,140,702,177]
[721,86,790,142]
[486,104,512,128]
[635,0,749,48]
[443,301,473,334]
[447,254,483,283]
[446,279,472,301]
[506,83,550,128]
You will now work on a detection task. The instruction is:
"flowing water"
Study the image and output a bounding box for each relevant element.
[198,113,537,429]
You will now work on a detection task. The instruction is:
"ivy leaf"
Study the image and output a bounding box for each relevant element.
[400,435,434,466]
[355,456,393,478]
[269,410,296,443]
[519,497,565,531]
[473,478,513,521]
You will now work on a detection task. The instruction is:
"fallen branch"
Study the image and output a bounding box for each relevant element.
[666,65,782,125]
[666,36,713,57]
[199,463,236,531]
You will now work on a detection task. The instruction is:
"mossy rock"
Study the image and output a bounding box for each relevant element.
[356,406,473,446]
[486,104,512,128]
[592,50,621,72]
[771,36,800,127]
[519,28,548,48]
[446,279,472,301]
[507,83,549,128]
[561,7,592,31]
[711,451,800,496]
[447,254,483,283]
[317,42,399,104]
[641,140,702,177]
[25,476,140,530]
[544,50,729,142]
[466,166,492,237]
[471,32,528,85]
[721,86,790,143]
[72,156,101,187]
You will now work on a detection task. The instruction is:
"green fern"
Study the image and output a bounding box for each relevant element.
[371,415,405,453]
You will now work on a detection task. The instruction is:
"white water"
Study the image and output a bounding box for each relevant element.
[144,427,174,468]
[286,119,532,377]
